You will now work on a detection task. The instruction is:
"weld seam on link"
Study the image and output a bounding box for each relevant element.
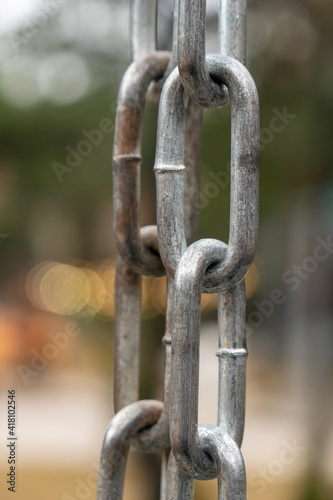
[215,348,248,358]
[154,165,185,174]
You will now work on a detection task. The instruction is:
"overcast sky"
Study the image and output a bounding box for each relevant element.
[0,0,41,34]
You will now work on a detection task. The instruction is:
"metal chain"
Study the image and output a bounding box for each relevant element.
[97,1,202,497]
[97,0,260,498]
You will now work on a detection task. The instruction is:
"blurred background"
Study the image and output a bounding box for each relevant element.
[0,0,332,498]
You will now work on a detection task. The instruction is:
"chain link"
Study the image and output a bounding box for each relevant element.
[155,55,259,292]
[170,240,246,480]
[97,0,260,498]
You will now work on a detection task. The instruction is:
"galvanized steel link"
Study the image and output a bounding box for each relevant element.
[113,52,202,278]
[155,55,260,292]
[169,239,247,483]
[113,51,170,277]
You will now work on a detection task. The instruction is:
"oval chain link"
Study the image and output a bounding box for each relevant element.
[155,55,259,292]
[169,239,247,485]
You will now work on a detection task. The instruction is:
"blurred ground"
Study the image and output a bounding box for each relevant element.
[1,321,333,499]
